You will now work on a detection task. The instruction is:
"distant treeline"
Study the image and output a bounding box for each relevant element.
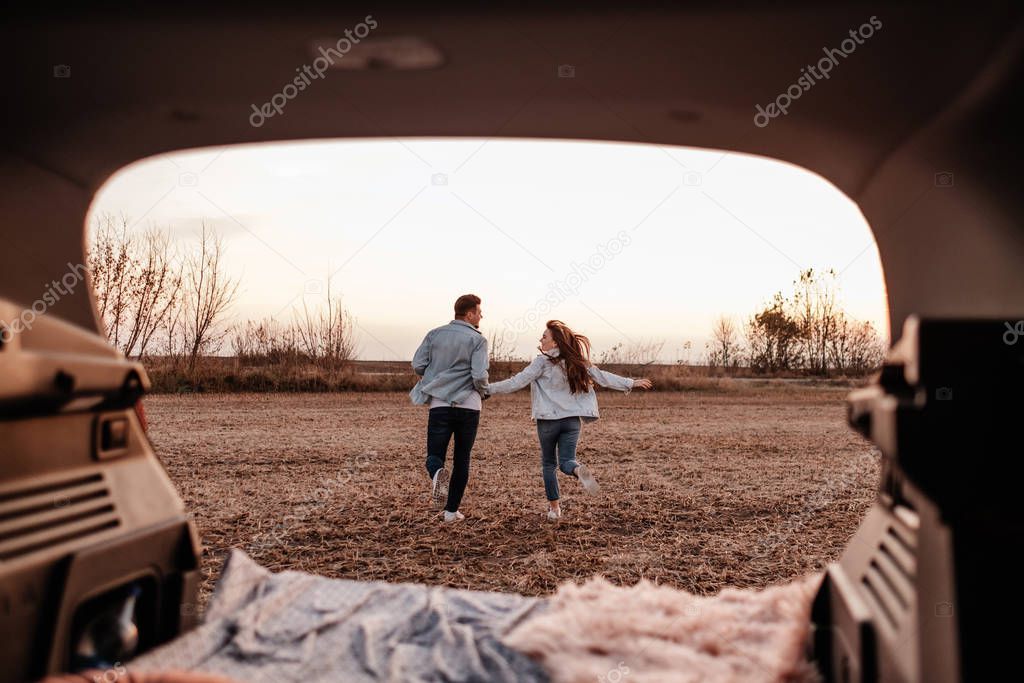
[89,215,884,393]
[702,269,886,376]
[141,357,862,394]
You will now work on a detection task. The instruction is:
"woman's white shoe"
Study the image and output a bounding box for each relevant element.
[443,510,465,523]
[575,464,600,495]
[547,508,562,521]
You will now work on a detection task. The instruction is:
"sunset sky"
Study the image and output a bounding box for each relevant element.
[89,138,888,361]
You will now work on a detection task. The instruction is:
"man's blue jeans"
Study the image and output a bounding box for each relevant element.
[536,417,582,501]
[425,407,480,513]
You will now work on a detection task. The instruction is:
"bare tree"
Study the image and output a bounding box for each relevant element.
[293,279,358,372]
[182,224,239,372]
[487,329,522,378]
[830,316,886,375]
[676,340,694,366]
[793,268,840,375]
[88,214,136,350]
[706,316,742,370]
[121,229,182,357]
[88,215,183,358]
[162,300,187,367]
[488,330,515,364]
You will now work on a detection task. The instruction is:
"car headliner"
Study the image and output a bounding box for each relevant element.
[2,2,1022,340]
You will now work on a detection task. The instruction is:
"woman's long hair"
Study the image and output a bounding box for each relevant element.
[545,320,592,394]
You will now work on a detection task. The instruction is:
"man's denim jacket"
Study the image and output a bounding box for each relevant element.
[410,320,489,405]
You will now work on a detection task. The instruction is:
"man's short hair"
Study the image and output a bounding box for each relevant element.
[454,294,481,317]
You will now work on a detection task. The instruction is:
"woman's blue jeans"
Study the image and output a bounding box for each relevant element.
[536,417,582,501]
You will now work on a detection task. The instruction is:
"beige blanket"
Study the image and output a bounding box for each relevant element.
[504,575,822,683]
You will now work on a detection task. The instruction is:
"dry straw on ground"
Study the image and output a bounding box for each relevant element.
[145,387,878,611]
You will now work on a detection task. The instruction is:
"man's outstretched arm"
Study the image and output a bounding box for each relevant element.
[412,332,432,376]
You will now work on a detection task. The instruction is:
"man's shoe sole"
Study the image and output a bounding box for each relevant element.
[432,467,450,509]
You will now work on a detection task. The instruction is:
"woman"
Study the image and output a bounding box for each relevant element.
[486,320,652,520]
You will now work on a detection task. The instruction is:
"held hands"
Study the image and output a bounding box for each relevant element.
[633,378,653,390]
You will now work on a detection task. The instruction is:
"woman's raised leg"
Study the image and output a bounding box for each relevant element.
[559,417,599,494]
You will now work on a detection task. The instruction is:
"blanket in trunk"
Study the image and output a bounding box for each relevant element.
[131,550,821,683]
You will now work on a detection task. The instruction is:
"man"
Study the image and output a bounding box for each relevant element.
[411,294,489,523]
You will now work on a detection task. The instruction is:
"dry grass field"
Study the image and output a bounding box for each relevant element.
[145,385,879,610]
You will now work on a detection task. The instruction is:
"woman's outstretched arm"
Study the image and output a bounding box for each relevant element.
[587,365,652,392]
[486,355,547,395]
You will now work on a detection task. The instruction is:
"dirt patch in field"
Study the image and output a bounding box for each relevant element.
[145,387,878,609]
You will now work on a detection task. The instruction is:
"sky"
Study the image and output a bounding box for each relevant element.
[88,138,888,361]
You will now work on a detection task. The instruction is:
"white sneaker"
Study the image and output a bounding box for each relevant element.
[443,510,465,523]
[576,464,600,495]
[431,467,449,509]
[547,508,562,521]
